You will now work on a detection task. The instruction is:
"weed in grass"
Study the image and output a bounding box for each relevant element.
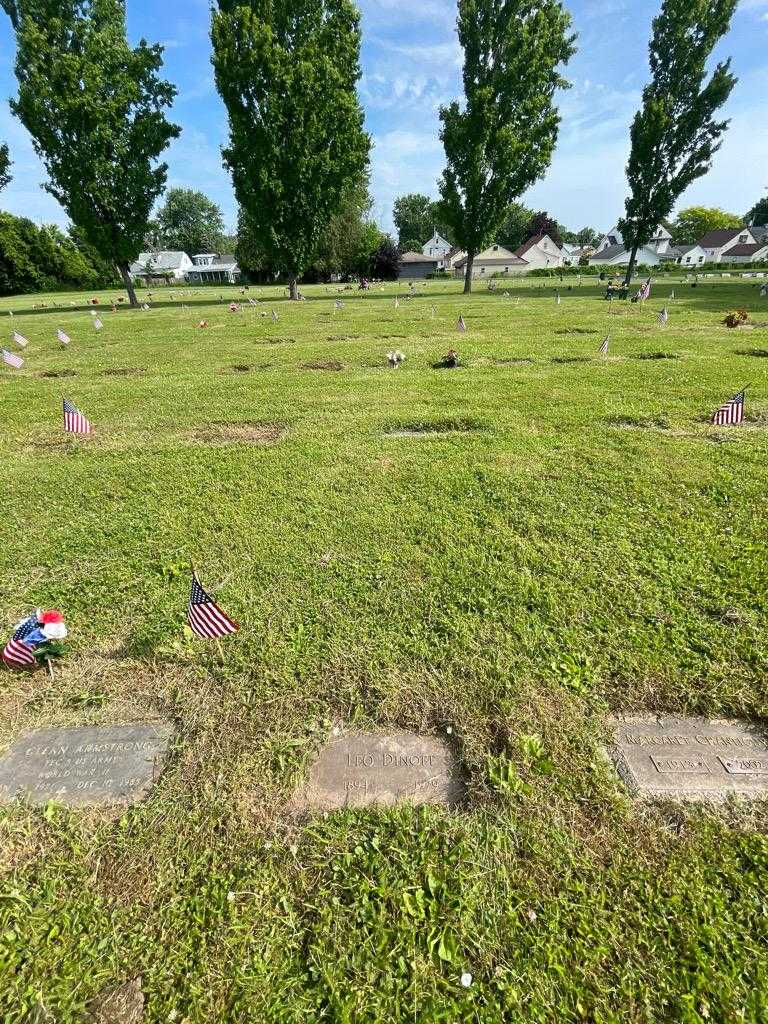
[302,359,344,371]
[608,413,671,430]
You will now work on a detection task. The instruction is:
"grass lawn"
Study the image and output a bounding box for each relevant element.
[1,276,767,1022]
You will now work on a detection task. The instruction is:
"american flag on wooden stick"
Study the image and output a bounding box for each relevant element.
[63,397,92,434]
[637,278,651,301]
[187,571,239,638]
[57,329,70,346]
[711,390,745,426]
[2,616,38,669]
[12,331,28,348]
[657,307,669,325]
[2,348,23,368]
[457,315,466,332]
[94,318,103,330]
[598,335,609,355]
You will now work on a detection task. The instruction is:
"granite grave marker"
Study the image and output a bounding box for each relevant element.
[0,722,173,807]
[299,730,464,811]
[608,715,768,801]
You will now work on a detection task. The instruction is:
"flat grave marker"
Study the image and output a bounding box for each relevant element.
[607,715,768,802]
[298,730,464,811]
[0,722,173,807]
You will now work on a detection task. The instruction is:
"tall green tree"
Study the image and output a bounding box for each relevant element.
[0,142,11,192]
[618,0,738,285]
[525,211,563,246]
[392,192,452,250]
[438,0,575,293]
[212,0,370,300]
[745,196,768,227]
[156,187,226,255]
[495,201,534,251]
[671,205,741,245]
[2,0,179,306]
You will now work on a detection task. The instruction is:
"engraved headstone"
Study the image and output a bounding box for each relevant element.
[608,715,768,801]
[299,731,464,811]
[0,723,173,807]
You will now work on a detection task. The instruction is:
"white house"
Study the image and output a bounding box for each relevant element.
[664,244,707,268]
[129,251,193,283]
[513,233,564,269]
[722,242,768,264]
[588,244,662,267]
[421,231,452,268]
[698,227,756,263]
[453,244,528,278]
[186,253,241,284]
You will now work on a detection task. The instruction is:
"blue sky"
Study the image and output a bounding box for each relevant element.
[0,0,767,237]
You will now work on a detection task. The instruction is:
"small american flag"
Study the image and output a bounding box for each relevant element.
[555,293,561,305]
[57,329,70,345]
[598,335,610,355]
[669,290,675,299]
[711,390,745,426]
[63,397,92,434]
[637,278,651,301]
[188,572,239,638]
[2,615,38,669]
[272,310,278,322]
[142,303,150,311]
[12,331,28,348]
[2,348,23,368]
[457,315,466,332]
[394,297,399,308]
[94,318,103,330]
[657,307,669,325]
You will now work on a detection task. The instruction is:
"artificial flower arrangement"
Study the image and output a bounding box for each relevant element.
[2,609,68,675]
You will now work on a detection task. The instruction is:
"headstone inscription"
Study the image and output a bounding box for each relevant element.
[608,715,768,801]
[299,731,464,811]
[0,722,173,807]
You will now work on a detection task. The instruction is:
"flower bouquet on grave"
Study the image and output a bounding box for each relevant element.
[2,609,68,675]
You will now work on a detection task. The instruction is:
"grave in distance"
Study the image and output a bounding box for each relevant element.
[608,715,768,801]
[299,730,464,811]
[0,722,173,807]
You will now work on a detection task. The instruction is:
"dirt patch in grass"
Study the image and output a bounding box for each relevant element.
[261,337,296,345]
[327,334,361,341]
[192,421,285,445]
[99,367,146,377]
[86,978,144,1024]
[735,348,768,357]
[39,369,76,378]
[221,364,272,374]
[385,416,488,437]
[633,351,681,360]
[608,414,670,431]
[554,328,598,336]
[551,355,592,364]
[494,357,534,365]
[302,360,344,371]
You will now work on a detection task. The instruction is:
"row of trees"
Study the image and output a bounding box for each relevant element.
[0,0,758,302]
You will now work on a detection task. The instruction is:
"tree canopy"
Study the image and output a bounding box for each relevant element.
[617,0,737,283]
[525,211,563,246]
[3,0,179,306]
[156,188,226,255]
[671,205,741,245]
[438,0,575,292]
[495,202,535,252]
[211,0,370,299]
[392,193,452,250]
[0,142,11,192]
[745,196,768,228]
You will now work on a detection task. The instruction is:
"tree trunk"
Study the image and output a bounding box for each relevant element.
[118,263,139,307]
[288,275,299,300]
[463,251,474,294]
[622,244,640,289]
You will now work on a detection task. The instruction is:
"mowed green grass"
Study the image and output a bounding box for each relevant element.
[0,277,767,1022]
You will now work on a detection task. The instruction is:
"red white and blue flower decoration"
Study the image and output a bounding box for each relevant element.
[2,610,68,670]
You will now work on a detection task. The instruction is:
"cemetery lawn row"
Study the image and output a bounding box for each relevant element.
[1,279,767,1021]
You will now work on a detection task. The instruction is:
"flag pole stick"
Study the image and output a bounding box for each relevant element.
[45,656,54,679]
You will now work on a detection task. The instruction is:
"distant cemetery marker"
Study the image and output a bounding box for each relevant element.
[299,731,464,811]
[608,716,768,801]
[0,722,173,807]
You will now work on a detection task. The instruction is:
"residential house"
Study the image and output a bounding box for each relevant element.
[453,244,528,278]
[513,233,564,269]
[421,231,452,269]
[663,244,707,268]
[186,253,241,284]
[129,251,193,283]
[588,244,662,267]
[398,251,439,279]
[722,242,768,264]
[444,246,467,271]
[698,227,756,263]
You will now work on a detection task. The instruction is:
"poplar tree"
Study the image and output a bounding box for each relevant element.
[438,0,575,294]
[0,143,11,192]
[211,0,370,300]
[618,0,737,285]
[2,0,179,306]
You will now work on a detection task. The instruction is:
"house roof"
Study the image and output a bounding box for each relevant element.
[191,255,239,271]
[589,244,626,261]
[514,233,561,258]
[130,251,189,273]
[751,225,768,242]
[697,228,749,247]
[400,250,438,264]
[726,243,767,257]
